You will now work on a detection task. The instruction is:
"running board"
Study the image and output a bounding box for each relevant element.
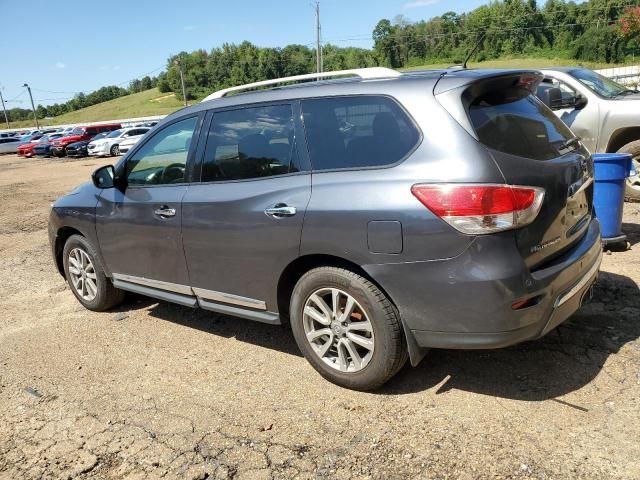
[112,279,198,308]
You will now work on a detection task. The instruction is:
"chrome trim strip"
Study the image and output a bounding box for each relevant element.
[111,273,193,296]
[554,251,602,308]
[192,287,267,310]
[198,299,279,324]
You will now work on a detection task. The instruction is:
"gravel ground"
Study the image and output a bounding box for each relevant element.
[0,154,639,480]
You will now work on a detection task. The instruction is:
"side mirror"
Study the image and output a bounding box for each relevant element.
[538,86,563,110]
[574,94,588,110]
[92,165,115,189]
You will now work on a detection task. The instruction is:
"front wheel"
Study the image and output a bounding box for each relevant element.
[110,144,120,156]
[617,140,640,202]
[62,235,125,311]
[290,267,407,391]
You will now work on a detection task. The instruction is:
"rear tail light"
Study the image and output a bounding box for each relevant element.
[411,184,545,235]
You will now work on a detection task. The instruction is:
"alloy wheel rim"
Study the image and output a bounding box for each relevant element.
[627,158,640,192]
[68,248,98,301]
[302,287,375,373]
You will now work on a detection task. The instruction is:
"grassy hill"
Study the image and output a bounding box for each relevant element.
[6,57,629,130]
[6,88,195,129]
[404,57,626,71]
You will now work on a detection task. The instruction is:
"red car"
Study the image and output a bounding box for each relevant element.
[16,134,45,157]
[51,124,121,157]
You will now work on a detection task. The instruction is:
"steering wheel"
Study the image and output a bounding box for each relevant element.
[159,163,185,183]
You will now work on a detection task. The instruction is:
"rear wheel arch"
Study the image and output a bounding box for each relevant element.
[278,255,381,322]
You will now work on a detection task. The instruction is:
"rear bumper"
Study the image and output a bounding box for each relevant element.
[364,218,603,349]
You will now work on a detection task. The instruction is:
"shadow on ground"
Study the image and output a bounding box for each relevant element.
[118,271,639,402]
[622,222,640,247]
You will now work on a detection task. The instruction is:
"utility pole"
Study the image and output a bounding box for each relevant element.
[22,83,39,130]
[0,89,9,129]
[315,1,322,75]
[175,56,187,107]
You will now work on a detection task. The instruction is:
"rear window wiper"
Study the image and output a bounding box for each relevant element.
[558,136,582,151]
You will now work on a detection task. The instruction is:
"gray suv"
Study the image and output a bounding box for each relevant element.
[49,68,603,390]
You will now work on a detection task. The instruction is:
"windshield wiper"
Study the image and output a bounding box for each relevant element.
[615,89,638,97]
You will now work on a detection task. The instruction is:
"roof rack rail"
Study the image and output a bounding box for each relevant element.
[201,67,400,102]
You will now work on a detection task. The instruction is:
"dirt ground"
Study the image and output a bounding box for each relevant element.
[0,153,639,480]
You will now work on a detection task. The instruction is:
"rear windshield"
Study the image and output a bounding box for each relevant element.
[469,87,576,160]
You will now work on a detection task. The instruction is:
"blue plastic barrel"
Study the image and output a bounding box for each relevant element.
[592,153,633,245]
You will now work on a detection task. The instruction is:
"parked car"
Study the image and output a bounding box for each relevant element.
[19,130,40,138]
[536,67,640,201]
[117,135,144,154]
[0,137,21,154]
[87,127,149,157]
[18,133,63,157]
[18,134,55,157]
[66,132,110,158]
[49,68,602,390]
[17,133,44,145]
[51,124,121,157]
[33,133,66,157]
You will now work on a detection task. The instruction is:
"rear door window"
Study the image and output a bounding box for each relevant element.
[301,95,420,171]
[469,87,576,160]
[201,104,300,181]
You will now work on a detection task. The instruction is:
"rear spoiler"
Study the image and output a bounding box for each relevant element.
[433,70,543,96]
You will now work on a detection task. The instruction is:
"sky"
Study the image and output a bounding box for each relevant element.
[0,0,488,107]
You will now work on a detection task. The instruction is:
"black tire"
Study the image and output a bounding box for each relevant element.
[290,267,407,391]
[617,140,640,202]
[62,234,125,311]
[110,144,119,156]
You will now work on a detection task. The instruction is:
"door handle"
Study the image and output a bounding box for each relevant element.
[154,206,176,218]
[264,204,297,218]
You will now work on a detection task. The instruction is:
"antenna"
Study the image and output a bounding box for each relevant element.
[462,33,486,69]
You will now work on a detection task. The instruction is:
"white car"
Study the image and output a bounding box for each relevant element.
[0,137,21,154]
[87,127,150,156]
[118,135,143,154]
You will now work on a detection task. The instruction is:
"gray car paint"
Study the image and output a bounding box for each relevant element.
[49,68,603,366]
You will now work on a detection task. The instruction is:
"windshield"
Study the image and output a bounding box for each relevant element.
[569,68,635,98]
[107,129,122,138]
[91,132,109,141]
[71,127,84,135]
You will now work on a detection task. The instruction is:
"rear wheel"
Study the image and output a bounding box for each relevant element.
[110,144,119,156]
[290,267,407,391]
[617,140,640,202]
[62,235,125,311]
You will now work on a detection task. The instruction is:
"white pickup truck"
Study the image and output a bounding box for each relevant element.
[536,67,640,201]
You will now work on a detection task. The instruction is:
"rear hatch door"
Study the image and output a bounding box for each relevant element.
[437,72,594,267]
